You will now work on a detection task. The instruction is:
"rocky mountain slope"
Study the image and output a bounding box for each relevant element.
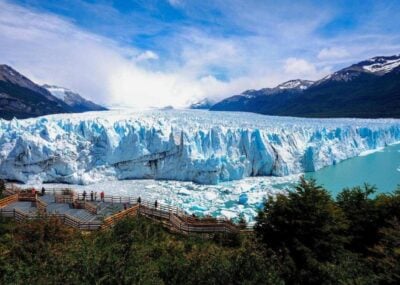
[43,85,107,112]
[0,65,107,120]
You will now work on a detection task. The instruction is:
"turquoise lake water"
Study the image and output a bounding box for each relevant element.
[306,143,400,197]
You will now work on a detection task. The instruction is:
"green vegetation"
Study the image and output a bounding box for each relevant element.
[0,179,5,198]
[0,177,399,284]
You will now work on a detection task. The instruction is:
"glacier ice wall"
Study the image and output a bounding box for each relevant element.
[1,110,400,185]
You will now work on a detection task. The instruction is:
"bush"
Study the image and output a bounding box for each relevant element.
[0,179,5,197]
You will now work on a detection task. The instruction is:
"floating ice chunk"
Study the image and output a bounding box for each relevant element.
[238,193,249,205]
[221,209,237,220]
[204,192,217,200]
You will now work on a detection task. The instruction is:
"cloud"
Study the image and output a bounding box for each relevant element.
[283,58,330,79]
[317,47,350,60]
[0,0,292,108]
[136,50,159,61]
[168,0,182,7]
[1,0,399,108]
[0,0,248,108]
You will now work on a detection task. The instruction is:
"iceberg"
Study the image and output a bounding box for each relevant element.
[1,109,400,185]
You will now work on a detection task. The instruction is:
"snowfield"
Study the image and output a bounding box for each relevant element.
[1,109,400,185]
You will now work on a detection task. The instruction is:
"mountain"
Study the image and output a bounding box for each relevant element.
[211,55,400,118]
[43,85,107,112]
[0,64,106,120]
[210,79,314,113]
[189,98,216,109]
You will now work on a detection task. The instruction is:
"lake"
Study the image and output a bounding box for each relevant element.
[306,143,400,197]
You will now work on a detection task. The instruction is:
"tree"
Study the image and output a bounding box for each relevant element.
[336,184,379,253]
[369,218,400,284]
[255,177,348,284]
[0,179,5,198]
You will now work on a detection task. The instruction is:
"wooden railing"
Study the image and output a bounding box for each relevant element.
[0,193,19,208]
[102,204,140,229]
[52,213,103,230]
[73,200,98,215]
[36,197,48,214]
[17,192,37,202]
[138,204,238,234]
[0,208,37,221]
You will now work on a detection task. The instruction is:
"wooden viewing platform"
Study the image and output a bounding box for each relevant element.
[0,184,245,234]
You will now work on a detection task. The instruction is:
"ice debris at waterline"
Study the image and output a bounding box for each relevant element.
[1,109,400,185]
[21,177,298,223]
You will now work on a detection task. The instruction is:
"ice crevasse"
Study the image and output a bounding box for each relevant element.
[1,109,400,185]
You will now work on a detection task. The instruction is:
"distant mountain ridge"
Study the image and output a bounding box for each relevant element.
[210,54,400,118]
[0,64,107,120]
[189,98,216,109]
[43,85,107,112]
[209,79,314,113]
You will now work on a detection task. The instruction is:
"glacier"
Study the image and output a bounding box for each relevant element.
[1,109,400,185]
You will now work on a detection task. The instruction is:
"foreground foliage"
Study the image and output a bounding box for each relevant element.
[0,177,399,284]
[255,177,400,285]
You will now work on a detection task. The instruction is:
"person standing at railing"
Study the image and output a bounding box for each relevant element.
[137,196,141,204]
[90,191,94,201]
[82,190,87,201]
[100,191,104,202]
[94,192,97,201]
[154,200,158,209]
[41,187,45,196]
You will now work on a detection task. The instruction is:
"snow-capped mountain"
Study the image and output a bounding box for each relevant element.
[316,54,400,85]
[211,79,313,113]
[360,55,400,74]
[276,79,314,90]
[189,98,216,109]
[0,64,107,120]
[211,54,400,118]
[0,65,61,103]
[1,109,400,185]
[0,64,72,119]
[43,85,107,112]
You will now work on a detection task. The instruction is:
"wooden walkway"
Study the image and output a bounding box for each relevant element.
[0,185,243,234]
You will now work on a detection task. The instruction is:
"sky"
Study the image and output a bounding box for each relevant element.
[0,0,400,108]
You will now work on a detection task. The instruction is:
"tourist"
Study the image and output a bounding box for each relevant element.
[82,190,87,201]
[100,191,104,202]
[94,192,97,201]
[137,196,141,204]
[41,187,45,196]
[154,200,158,209]
[90,191,94,201]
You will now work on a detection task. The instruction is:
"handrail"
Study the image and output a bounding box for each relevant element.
[74,200,98,215]
[36,197,48,214]
[0,193,19,208]
[102,204,140,229]
[17,192,37,202]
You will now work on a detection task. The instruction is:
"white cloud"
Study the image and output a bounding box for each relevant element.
[0,1,248,108]
[136,50,159,61]
[318,47,350,60]
[283,58,332,80]
[168,0,182,7]
[0,1,289,108]
[1,0,399,108]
